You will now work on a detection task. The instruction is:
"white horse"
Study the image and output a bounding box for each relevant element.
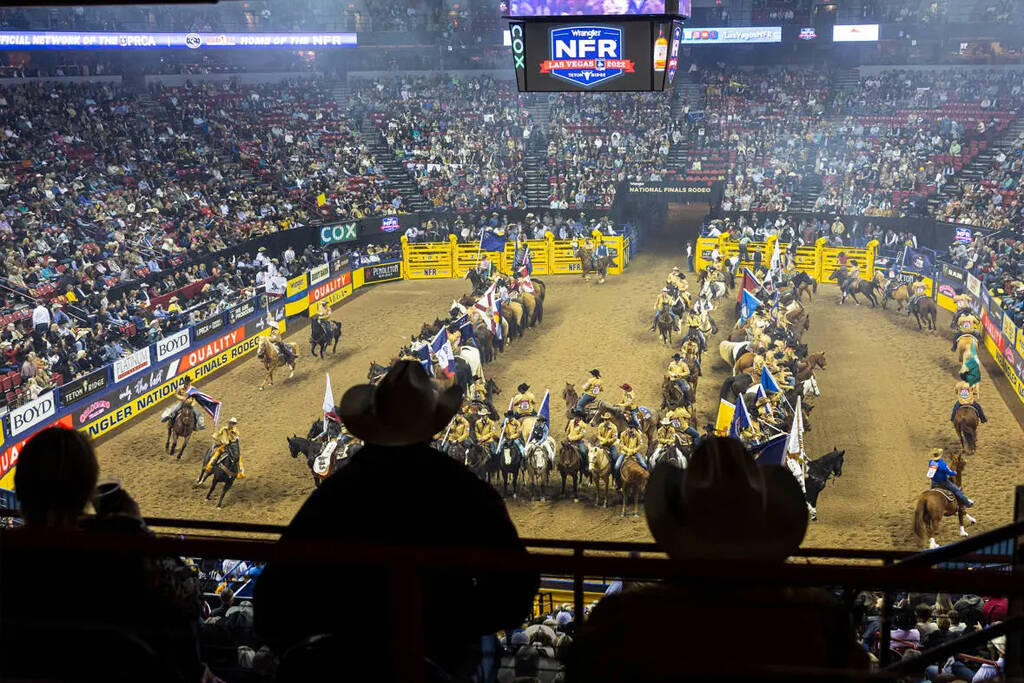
[801,375,821,398]
[649,444,687,470]
[719,340,750,367]
[524,436,556,501]
[700,280,727,301]
[458,345,482,380]
[525,436,557,469]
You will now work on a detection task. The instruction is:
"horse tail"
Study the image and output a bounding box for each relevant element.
[913,495,931,546]
[811,277,817,293]
[718,376,734,401]
[963,420,977,452]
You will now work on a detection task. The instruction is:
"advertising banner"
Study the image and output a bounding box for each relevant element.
[112,347,151,383]
[308,272,353,306]
[1002,313,1017,351]
[936,263,967,311]
[681,26,781,44]
[309,263,331,286]
[170,326,245,375]
[8,391,57,439]
[286,273,308,297]
[982,311,1004,353]
[967,273,981,297]
[193,312,226,340]
[319,222,359,246]
[57,367,108,406]
[521,21,656,92]
[226,297,257,326]
[363,261,402,285]
[285,273,310,317]
[0,414,73,488]
[155,327,192,362]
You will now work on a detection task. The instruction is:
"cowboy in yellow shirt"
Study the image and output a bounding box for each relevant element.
[952,380,987,424]
[666,353,690,399]
[315,300,332,322]
[468,375,488,405]
[473,413,498,455]
[596,412,619,463]
[446,412,471,446]
[565,413,590,474]
[614,425,647,484]
[665,405,701,444]
[511,383,537,417]
[208,417,244,478]
[500,411,525,459]
[617,382,642,429]
[575,369,603,415]
[167,296,182,315]
[650,287,678,332]
[951,291,973,330]
[681,339,700,364]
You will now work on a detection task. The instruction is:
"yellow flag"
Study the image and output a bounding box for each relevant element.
[714,399,735,436]
[316,193,327,207]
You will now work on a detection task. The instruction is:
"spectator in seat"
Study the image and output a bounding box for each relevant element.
[1,428,205,682]
[567,437,869,682]
[255,361,538,682]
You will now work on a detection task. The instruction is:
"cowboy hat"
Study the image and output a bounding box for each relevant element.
[660,418,671,425]
[645,436,808,561]
[229,417,238,424]
[672,353,681,360]
[339,361,462,447]
[620,383,632,392]
[929,447,944,457]
[517,383,529,393]
[589,369,601,378]
[601,412,613,420]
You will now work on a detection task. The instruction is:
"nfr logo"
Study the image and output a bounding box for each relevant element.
[541,26,634,88]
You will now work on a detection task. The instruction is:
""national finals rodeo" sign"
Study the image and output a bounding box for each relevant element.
[540,26,634,88]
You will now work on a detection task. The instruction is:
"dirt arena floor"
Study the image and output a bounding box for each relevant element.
[94,229,1024,550]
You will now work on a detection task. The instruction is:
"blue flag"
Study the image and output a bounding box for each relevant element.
[455,314,475,343]
[904,247,934,272]
[186,387,222,425]
[729,395,752,438]
[430,329,456,374]
[530,389,551,444]
[414,343,432,376]
[740,289,762,324]
[760,367,782,394]
[750,433,788,466]
[481,230,506,252]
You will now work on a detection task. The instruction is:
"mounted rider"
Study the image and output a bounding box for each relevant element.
[654,418,681,463]
[927,448,973,507]
[909,275,929,309]
[501,410,525,459]
[683,309,705,350]
[575,369,603,415]
[613,425,647,485]
[473,411,498,455]
[665,404,701,444]
[650,287,678,332]
[511,383,537,418]
[839,259,861,304]
[951,305,981,352]
[312,410,345,443]
[681,338,700,369]
[952,379,987,424]
[951,291,975,331]
[666,353,690,399]
[445,411,471,451]
[208,417,245,478]
[596,412,619,467]
[468,375,488,404]
[267,313,297,364]
[565,412,590,475]
[160,375,205,429]
[617,383,641,429]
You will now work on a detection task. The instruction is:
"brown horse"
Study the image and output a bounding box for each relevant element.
[882,282,910,312]
[557,439,582,502]
[913,452,974,548]
[165,404,197,460]
[655,306,676,345]
[257,335,295,390]
[909,296,938,331]
[574,247,610,283]
[953,405,979,453]
[514,292,538,329]
[954,334,978,366]
[562,382,608,422]
[661,377,692,410]
[796,351,827,378]
[620,456,649,517]
[588,445,613,507]
[837,274,881,307]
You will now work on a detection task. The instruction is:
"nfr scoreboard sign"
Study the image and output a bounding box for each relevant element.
[541,26,634,88]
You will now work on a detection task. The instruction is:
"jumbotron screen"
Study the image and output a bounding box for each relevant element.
[507,0,688,17]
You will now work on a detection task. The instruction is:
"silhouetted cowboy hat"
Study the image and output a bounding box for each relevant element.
[517,383,529,393]
[339,361,462,447]
[589,369,601,378]
[645,436,807,561]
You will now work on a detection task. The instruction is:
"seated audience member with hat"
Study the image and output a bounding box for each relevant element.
[567,437,869,682]
[255,361,538,682]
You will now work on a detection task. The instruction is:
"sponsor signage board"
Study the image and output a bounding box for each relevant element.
[0,414,73,486]
[833,24,879,42]
[112,347,151,383]
[57,367,108,406]
[309,263,331,286]
[8,391,57,439]
[681,26,782,44]
[363,261,402,284]
[0,31,357,50]
[171,327,245,375]
[194,312,226,340]
[155,328,191,362]
[320,222,359,245]
[308,272,353,306]
[286,273,308,297]
[227,298,257,325]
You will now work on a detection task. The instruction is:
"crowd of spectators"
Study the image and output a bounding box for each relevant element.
[937,130,1023,228]
[358,75,531,212]
[947,232,1024,325]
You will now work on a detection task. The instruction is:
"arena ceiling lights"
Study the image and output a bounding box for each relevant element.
[0,31,357,49]
[832,24,879,42]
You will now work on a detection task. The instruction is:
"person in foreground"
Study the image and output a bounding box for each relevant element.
[0,428,205,682]
[255,361,539,682]
[566,436,870,682]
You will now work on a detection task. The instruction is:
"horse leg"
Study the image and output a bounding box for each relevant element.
[177,433,190,460]
[288,361,295,379]
[165,425,173,453]
[217,477,234,508]
[206,479,217,500]
[332,331,340,354]
[621,483,627,517]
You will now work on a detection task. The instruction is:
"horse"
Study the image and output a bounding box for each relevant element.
[574,247,610,283]
[587,403,658,451]
[257,335,295,390]
[719,340,751,368]
[524,437,555,501]
[497,439,523,498]
[795,351,827,384]
[620,456,649,517]
[197,442,241,509]
[719,372,759,403]
[288,435,351,488]
[587,445,613,508]
[458,345,482,379]
[466,268,489,296]
[556,440,582,502]
[908,296,937,331]
[661,377,692,410]
[791,272,817,301]
[804,448,844,522]
[165,405,197,460]
[836,274,880,307]
[367,361,389,385]
[309,317,341,359]
[954,334,978,366]
[655,307,676,345]
[882,282,910,312]
[500,304,522,342]
[649,441,688,470]
[953,405,979,453]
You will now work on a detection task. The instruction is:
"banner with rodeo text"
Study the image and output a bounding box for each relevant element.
[626,180,723,203]
[362,261,402,285]
[75,318,274,440]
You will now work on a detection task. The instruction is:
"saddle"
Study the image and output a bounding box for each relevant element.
[956,403,979,419]
[932,487,956,504]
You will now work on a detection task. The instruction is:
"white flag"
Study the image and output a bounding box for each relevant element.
[786,396,804,458]
[323,373,335,416]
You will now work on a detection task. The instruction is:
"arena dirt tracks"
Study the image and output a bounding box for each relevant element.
[95,246,1022,550]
